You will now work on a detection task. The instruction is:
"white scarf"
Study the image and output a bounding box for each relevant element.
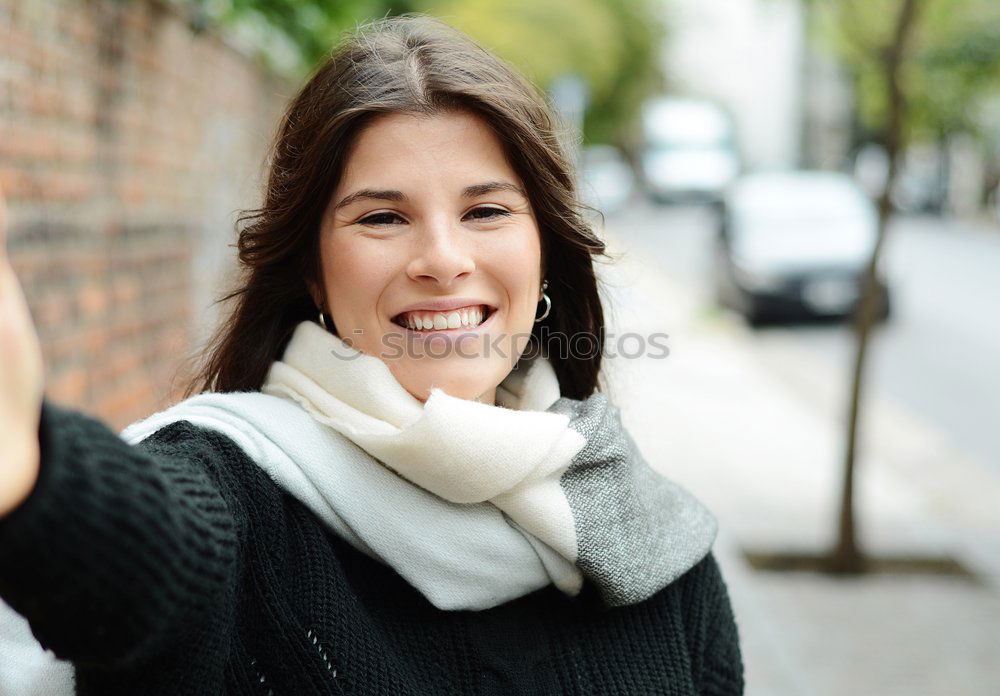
[118,320,717,610]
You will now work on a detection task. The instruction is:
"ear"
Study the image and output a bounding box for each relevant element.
[307,281,324,310]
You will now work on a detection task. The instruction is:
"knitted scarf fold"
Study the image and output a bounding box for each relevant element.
[120,320,717,610]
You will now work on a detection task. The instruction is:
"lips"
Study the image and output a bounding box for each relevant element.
[396,305,485,330]
[392,297,498,315]
[392,304,494,330]
[388,305,499,344]
[390,298,497,327]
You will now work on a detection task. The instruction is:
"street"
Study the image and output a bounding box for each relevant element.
[608,201,1000,469]
[596,201,1000,695]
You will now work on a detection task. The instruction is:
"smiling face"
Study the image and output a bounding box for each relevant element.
[310,110,544,405]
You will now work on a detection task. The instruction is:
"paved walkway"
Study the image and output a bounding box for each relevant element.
[599,229,1000,696]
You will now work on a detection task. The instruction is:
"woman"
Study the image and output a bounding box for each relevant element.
[0,15,744,695]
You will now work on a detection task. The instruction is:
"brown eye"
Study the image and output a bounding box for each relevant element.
[359,212,405,226]
[465,206,510,221]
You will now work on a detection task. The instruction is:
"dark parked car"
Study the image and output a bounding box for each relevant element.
[713,171,891,325]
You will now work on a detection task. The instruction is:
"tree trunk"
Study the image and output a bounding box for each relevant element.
[828,0,923,575]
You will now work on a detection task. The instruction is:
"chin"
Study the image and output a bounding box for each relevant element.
[392,360,503,404]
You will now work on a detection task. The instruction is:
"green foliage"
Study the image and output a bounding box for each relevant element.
[419,0,666,146]
[582,0,666,146]
[196,0,413,77]
[418,0,621,90]
[203,0,664,145]
[812,0,1000,141]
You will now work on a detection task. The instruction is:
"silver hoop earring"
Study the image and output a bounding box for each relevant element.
[317,310,328,330]
[534,279,551,323]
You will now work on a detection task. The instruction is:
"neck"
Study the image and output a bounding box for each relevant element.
[476,387,498,407]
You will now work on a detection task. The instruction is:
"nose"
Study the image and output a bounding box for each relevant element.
[405,217,476,286]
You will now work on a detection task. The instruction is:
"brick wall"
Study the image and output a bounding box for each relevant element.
[1,0,288,430]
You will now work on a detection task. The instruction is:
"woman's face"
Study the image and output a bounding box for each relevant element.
[311,110,544,405]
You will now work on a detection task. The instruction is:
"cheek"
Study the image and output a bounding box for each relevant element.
[491,232,542,323]
[323,237,395,321]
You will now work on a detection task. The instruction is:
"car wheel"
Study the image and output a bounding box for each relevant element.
[743,299,769,328]
[875,286,892,323]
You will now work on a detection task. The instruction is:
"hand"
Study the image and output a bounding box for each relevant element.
[0,184,45,517]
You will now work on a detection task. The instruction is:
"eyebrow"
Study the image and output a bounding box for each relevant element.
[462,181,526,198]
[333,181,526,211]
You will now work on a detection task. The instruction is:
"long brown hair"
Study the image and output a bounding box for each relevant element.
[186,14,609,401]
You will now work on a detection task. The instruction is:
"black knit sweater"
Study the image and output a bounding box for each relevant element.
[0,399,744,695]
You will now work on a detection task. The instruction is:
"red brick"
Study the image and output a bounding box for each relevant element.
[77,280,108,316]
[8,0,287,423]
[47,365,88,402]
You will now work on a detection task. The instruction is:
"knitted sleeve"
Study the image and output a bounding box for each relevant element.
[694,554,745,695]
[0,398,239,669]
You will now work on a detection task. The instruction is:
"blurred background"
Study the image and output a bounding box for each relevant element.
[1,0,998,693]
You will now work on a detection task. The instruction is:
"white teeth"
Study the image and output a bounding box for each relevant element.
[399,305,488,331]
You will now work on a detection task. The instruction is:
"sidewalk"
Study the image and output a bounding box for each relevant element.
[598,231,1000,696]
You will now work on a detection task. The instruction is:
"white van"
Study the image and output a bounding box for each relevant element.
[640,97,741,203]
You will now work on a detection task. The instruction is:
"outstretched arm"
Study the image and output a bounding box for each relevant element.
[0,399,240,669]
